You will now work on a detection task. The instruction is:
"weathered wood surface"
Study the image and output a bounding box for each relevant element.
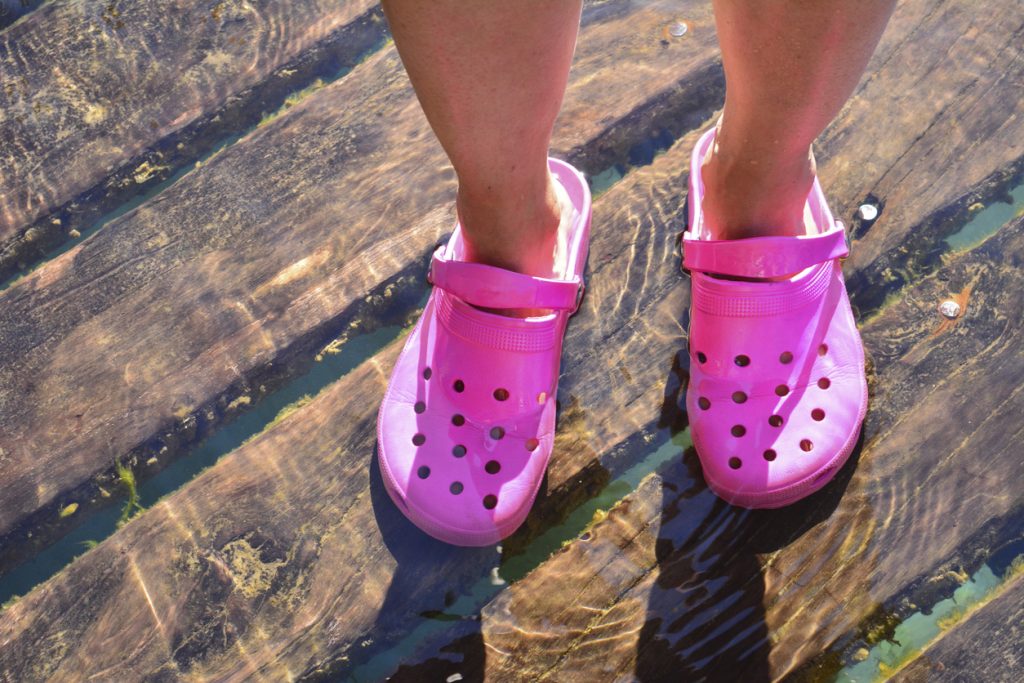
[894,573,1024,682]
[0,0,720,583]
[380,0,1024,678]
[822,0,1024,311]
[0,0,383,281]
[0,0,1022,681]
[392,215,1024,682]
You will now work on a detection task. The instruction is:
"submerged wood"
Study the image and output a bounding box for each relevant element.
[894,573,1024,681]
[380,0,1024,678]
[0,0,1021,680]
[0,0,381,281]
[0,0,721,594]
[419,215,1024,682]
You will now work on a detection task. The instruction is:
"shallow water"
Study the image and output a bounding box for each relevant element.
[2,1,1023,680]
[0,324,403,606]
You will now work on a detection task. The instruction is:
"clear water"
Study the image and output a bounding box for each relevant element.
[836,560,1018,682]
[2,2,1024,680]
[944,181,1024,251]
[0,324,404,606]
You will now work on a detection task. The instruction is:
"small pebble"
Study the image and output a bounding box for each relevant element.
[489,566,506,586]
[668,21,688,37]
[939,300,961,319]
[446,675,464,683]
[857,203,879,221]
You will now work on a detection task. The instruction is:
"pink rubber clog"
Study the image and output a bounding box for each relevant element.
[683,128,868,508]
[377,158,592,546]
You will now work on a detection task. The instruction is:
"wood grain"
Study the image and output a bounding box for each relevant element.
[1,0,1021,680]
[0,0,722,587]
[0,0,383,281]
[448,215,1024,683]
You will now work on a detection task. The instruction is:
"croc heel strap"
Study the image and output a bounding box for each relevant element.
[428,246,584,312]
[682,224,849,279]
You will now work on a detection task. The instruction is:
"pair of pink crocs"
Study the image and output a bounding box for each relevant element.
[377,130,867,545]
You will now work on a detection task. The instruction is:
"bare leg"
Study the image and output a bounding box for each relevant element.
[704,0,896,240]
[381,0,582,280]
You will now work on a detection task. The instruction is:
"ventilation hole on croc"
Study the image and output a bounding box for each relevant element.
[525,438,539,452]
[452,444,467,458]
[493,388,509,401]
[412,433,426,446]
[779,351,793,364]
[763,449,777,462]
[697,351,707,364]
[423,367,432,380]
[775,384,790,397]
[812,408,826,421]
[414,401,426,414]
[449,481,463,495]
[452,414,465,426]
[818,377,831,390]
[453,379,465,393]
[818,343,828,356]
[485,460,501,474]
[731,425,746,437]
[732,391,747,404]
[800,439,814,452]
[490,426,505,440]
[417,466,430,479]
[698,397,711,410]
[483,494,498,510]
[728,457,742,470]
[769,415,784,428]
[734,355,751,367]
[537,391,547,404]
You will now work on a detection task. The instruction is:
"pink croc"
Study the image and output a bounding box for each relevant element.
[683,128,868,508]
[377,158,592,545]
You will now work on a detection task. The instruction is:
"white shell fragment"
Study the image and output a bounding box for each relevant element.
[939,300,961,319]
[857,203,879,221]
[669,21,688,37]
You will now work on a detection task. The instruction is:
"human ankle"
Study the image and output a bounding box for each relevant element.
[456,173,563,277]
[701,133,816,241]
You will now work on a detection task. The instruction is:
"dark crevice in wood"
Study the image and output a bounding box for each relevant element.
[790,505,1024,681]
[567,59,725,180]
[0,0,44,31]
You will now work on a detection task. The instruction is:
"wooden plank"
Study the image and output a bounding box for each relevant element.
[893,573,1024,682]
[4,89,1018,683]
[369,0,1024,676]
[2,0,1021,679]
[0,0,722,584]
[0,130,696,679]
[395,214,1024,683]
[819,0,1024,313]
[0,0,383,281]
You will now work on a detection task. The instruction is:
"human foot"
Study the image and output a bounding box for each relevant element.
[459,171,576,316]
[377,158,591,545]
[683,127,867,508]
[699,121,818,242]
